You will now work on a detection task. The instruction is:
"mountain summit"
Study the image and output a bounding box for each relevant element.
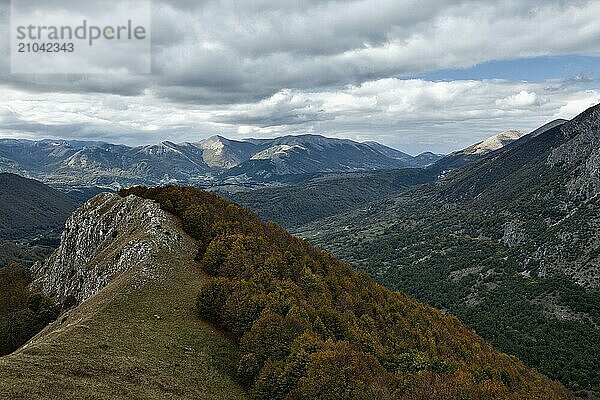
[461,130,526,155]
[194,135,259,169]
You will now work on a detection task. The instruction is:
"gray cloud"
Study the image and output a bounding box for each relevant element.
[0,0,600,152]
[2,0,600,101]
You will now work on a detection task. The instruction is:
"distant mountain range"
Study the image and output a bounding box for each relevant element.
[0,135,444,188]
[229,126,554,228]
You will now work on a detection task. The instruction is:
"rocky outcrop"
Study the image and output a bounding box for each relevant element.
[32,192,183,305]
[502,219,526,247]
[462,130,526,156]
[548,104,600,200]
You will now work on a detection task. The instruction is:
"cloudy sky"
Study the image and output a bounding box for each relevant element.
[1,0,600,154]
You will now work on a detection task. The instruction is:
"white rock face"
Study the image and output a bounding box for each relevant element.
[32,192,183,305]
[195,135,226,155]
[462,130,526,155]
[502,219,526,247]
[250,144,305,160]
[194,135,255,168]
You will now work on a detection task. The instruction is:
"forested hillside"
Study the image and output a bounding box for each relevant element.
[0,264,58,356]
[0,173,78,241]
[289,105,600,397]
[0,173,80,268]
[229,168,437,228]
[123,186,570,399]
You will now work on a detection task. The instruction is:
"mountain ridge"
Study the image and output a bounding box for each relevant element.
[0,189,571,399]
[461,130,526,155]
[0,134,439,188]
[1,192,246,399]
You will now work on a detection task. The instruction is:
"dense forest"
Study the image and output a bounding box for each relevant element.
[288,111,600,397]
[0,264,59,356]
[348,205,600,395]
[0,240,55,269]
[121,186,570,400]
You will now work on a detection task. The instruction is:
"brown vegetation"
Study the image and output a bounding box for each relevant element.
[121,186,571,399]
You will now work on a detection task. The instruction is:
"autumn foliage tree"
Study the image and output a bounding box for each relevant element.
[120,186,571,400]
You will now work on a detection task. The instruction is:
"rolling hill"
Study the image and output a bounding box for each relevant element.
[0,173,78,241]
[0,173,80,267]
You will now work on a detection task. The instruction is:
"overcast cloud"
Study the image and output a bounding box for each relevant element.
[1,0,600,153]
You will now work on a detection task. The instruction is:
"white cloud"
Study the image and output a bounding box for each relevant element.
[1,78,597,154]
[555,92,600,119]
[2,1,600,101]
[496,91,540,108]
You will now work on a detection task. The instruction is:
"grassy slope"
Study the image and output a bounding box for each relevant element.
[0,214,247,400]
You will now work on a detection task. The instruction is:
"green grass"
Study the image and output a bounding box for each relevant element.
[0,225,247,399]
